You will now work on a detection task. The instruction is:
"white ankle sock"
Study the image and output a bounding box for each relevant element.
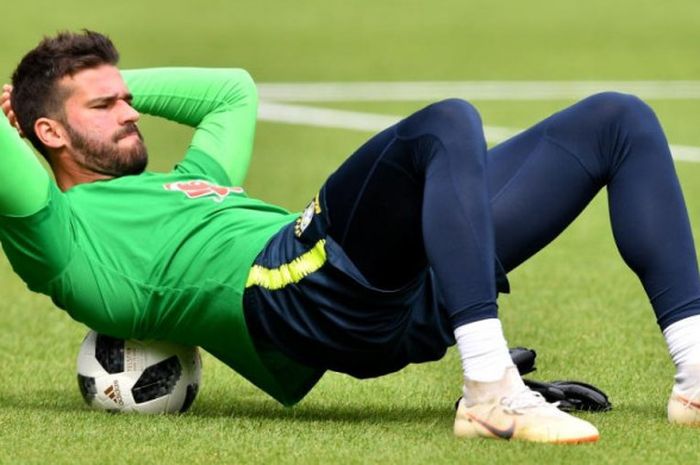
[454,318,515,382]
[663,315,700,368]
[663,315,700,391]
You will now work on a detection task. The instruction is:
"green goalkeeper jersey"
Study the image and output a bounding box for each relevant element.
[0,68,323,406]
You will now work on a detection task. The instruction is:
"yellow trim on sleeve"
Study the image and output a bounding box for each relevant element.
[246,239,327,290]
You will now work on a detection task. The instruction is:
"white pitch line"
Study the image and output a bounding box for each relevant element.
[258,102,519,145]
[669,145,700,162]
[257,101,700,163]
[258,81,700,102]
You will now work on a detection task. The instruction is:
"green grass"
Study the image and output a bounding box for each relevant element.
[2,0,700,463]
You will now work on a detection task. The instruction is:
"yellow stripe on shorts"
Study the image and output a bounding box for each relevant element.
[245,239,327,290]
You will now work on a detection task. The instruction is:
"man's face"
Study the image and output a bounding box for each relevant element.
[58,64,147,176]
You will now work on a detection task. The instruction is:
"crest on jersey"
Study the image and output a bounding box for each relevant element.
[295,195,322,237]
[163,180,243,203]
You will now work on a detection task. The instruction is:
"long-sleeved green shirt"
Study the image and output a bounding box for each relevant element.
[0,68,323,406]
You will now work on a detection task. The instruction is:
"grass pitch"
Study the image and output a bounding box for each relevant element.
[2,1,700,464]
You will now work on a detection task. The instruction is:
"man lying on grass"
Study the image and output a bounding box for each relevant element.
[2,30,700,444]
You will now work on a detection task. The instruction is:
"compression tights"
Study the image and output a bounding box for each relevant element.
[322,93,700,330]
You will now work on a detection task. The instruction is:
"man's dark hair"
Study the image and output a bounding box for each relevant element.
[11,30,119,157]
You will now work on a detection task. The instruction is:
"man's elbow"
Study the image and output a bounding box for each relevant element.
[221,69,258,108]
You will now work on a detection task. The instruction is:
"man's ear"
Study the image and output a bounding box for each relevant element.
[34,117,67,150]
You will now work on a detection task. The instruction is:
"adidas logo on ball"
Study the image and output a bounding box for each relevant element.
[104,382,124,406]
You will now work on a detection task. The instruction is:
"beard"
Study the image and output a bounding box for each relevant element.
[65,122,148,177]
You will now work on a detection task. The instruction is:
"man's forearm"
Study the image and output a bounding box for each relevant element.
[122,68,258,185]
[0,114,50,216]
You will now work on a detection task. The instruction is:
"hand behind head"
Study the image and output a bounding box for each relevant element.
[1,84,25,137]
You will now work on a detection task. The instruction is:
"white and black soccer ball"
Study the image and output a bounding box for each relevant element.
[76,331,201,413]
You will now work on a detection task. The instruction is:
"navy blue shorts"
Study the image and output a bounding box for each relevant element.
[243,191,457,378]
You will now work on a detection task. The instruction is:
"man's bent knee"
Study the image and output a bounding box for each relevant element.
[580,92,658,130]
[397,98,483,140]
[548,92,667,181]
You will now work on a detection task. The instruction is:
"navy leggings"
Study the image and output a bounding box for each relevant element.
[323,93,700,330]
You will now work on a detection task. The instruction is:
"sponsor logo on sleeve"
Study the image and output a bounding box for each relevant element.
[163,180,244,203]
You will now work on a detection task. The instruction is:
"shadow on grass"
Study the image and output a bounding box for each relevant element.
[0,388,451,425]
[1,387,673,428]
[191,396,451,424]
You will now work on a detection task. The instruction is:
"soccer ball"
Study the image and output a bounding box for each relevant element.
[76,331,201,413]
